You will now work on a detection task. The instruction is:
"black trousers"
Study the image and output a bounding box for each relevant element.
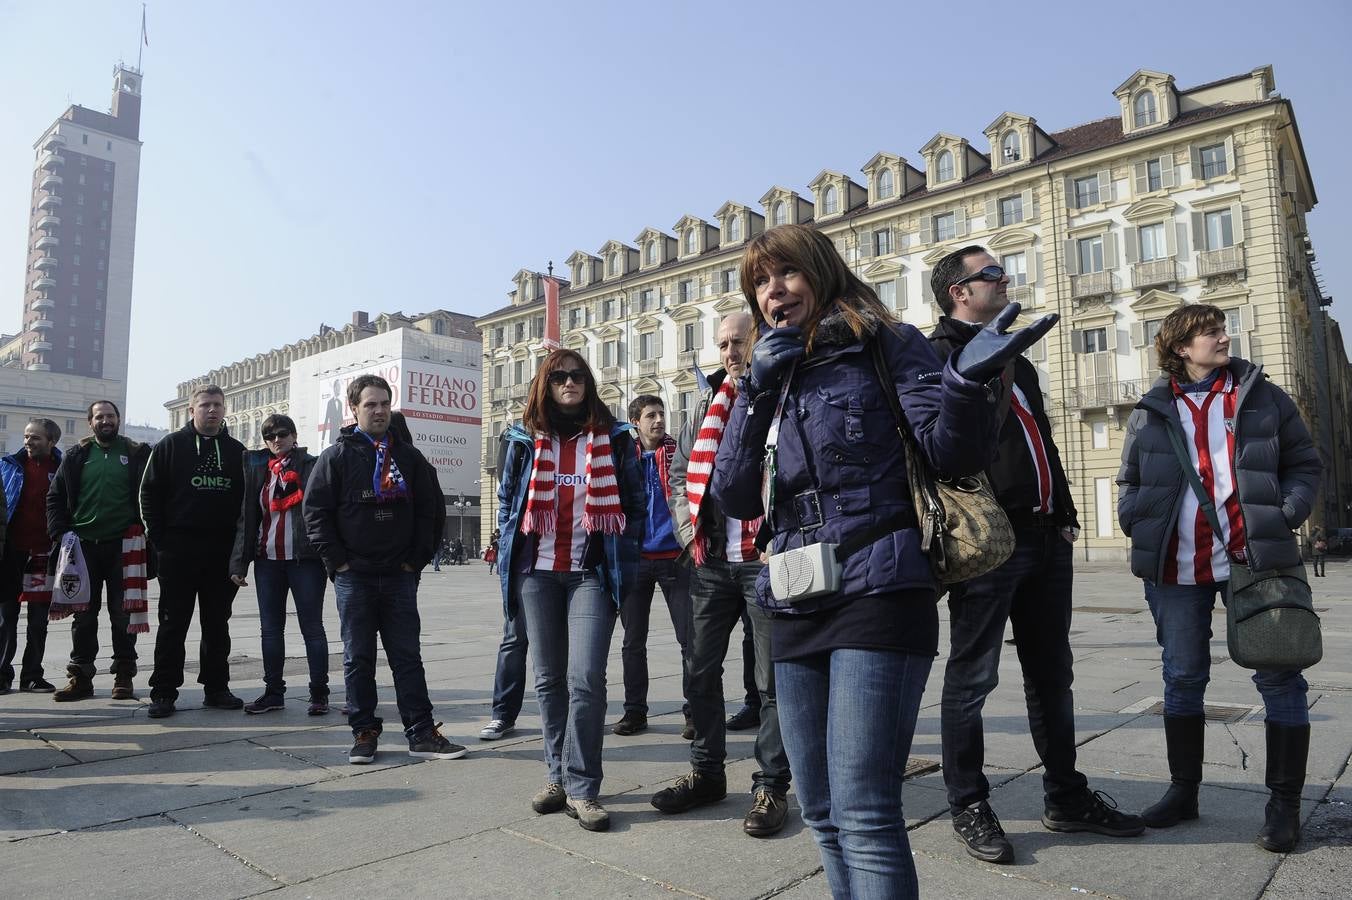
[68,538,138,679]
[0,541,49,685]
[149,542,239,701]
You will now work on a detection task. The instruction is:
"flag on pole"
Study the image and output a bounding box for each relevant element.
[542,274,561,350]
[141,5,149,46]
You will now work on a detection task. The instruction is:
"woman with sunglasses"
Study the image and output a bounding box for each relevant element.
[711,225,1055,897]
[229,414,331,715]
[496,350,645,831]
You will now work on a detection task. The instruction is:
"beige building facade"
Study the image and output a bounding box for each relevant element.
[475,66,1349,560]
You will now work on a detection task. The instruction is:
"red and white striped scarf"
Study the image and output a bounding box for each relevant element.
[686,380,762,566]
[122,524,150,634]
[19,554,51,605]
[523,427,625,536]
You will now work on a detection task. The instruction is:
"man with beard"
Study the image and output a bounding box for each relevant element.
[0,418,62,694]
[46,402,152,701]
[141,385,246,718]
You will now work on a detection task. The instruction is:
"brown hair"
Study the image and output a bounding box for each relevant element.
[191,384,224,404]
[347,374,392,408]
[739,224,893,350]
[1155,303,1226,379]
[522,349,615,435]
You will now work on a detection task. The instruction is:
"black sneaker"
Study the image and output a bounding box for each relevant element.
[202,691,244,710]
[21,678,56,693]
[651,771,727,814]
[408,723,468,759]
[147,697,176,719]
[611,712,647,736]
[1042,790,1146,837]
[244,694,285,715]
[349,729,380,764]
[953,801,1014,863]
[726,705,761,731]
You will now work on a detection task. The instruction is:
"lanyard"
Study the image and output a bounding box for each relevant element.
[194,433,221,471]
[760,364,798,527]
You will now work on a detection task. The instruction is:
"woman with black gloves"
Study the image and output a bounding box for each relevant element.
[711,224,1056,898]
[1117,303,1320,852]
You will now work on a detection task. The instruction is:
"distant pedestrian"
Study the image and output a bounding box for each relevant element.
[1311,528,1327,577]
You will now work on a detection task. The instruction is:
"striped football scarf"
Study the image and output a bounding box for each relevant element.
[522,427,625,536]
[686,380,762,565]
[122,524,150,634]
[19,554,50,605]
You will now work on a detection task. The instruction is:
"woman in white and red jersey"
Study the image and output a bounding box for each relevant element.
[1118,303,1320,852]
[495,349,645,832]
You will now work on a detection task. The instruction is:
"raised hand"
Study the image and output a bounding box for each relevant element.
[742,326,806,397]
[956,303,1060,382]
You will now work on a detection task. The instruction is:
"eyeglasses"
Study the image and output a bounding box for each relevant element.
[953,265,1006,287]
[262,429,293,441]
[546,368,589,386]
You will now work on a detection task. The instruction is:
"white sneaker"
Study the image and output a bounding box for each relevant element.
[479,719,515,741]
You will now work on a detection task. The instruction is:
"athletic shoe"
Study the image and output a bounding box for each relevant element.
[408,723,468,759]
[349,729,380,764]
[479,719,515,741]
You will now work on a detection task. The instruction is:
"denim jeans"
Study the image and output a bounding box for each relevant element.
[518,570,616,800]
[941,526,1087,813]
[150,542,236,700]
[687,558,790,794]
[254,558,330,700]
[1143,580,1309,726]
[333,569,436,740]
[0,542,49,685]
[777,648,933,900]
[489,602,528,723]
[618,556,690,715]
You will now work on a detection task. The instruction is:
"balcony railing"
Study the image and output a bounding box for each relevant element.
[489,387,509,402]
[40,173,62,190]
[38,194,61,209]
[29,341,52,352]
[30,297,54,311]
[43,133,65,150]
[1006,285,1033,307]
[26,363,51,372]
[509,384,528,400]
[37,215,60,229]
[1070,271,1114,300]
[34,234,58,250]
[638,359,659,377]
[1132,258,1177,289]
[30,318,54,331]
[677,349,699,370]
[34,256,57,269]
[1072,378,1151,410]
[601,365,621,382]
[1199,246,1246,277]
[39,152,65,169]
[31,276,55,290]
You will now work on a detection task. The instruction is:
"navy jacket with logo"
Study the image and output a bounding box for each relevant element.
[139,422,245,552]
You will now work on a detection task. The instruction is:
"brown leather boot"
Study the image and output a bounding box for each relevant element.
[53,672,94,702]
[110,673,136,700]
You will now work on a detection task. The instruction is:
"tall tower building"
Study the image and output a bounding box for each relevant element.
[16,64,142,385]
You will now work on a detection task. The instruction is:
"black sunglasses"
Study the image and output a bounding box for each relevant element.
[546,368,589,386]
[953,265,1006,287]
[262,429,293,441]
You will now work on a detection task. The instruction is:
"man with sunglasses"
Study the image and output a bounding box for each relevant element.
[928,247,1142,864]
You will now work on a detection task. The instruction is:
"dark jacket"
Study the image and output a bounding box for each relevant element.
[712,311,997,611]
[1,446,63,538]
[139,423,246,552]
[48,436,151,539]
[496,421,645,617]
[668,368,730,554]
[229,447,320,578]
[1117,357,1321,581]
[303,426,440,574]
[930,315,1079,528]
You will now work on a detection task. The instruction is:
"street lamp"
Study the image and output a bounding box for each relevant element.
[453,491,472,560]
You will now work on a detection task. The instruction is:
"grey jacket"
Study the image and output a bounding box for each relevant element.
[667,368,729,555]
[1117,358,1321,581]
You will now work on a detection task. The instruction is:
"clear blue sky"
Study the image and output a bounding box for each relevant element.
[2,0,1349,427]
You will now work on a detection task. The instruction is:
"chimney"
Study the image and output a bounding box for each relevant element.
[353,311,370,328]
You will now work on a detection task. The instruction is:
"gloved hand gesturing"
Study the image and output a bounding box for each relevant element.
[741,325,806,398]
[956,303,1060,383]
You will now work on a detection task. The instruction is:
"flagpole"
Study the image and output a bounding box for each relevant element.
[137,3,146,70]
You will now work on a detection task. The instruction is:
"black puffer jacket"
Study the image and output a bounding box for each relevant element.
[1117,358,1321,581]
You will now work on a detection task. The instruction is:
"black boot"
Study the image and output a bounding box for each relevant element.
[1142,714,1204,828]
[1256,722,1310,852]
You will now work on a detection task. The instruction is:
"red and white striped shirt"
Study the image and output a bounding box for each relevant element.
[724,515,760,563]
[1164,371,1246,585]
[1009,384,1053,514]
[257,475,295,561]
[535,433,590,572]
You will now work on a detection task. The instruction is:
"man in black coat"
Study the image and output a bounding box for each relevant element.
[929,247,1142,865]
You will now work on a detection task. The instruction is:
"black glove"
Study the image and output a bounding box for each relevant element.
[956,303,1059,383]
[741,326,806,398]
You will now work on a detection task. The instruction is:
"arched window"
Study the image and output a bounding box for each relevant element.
[646,241,657,264]
[936,150,955,182]
[728,215,742,241]
[773,201,787,226]
[1134,91,1157,128]
[822,185,838,215]
[609,252,619,275]
[1001,131,1021,162]
[685,228,697,254]
[876,168,894,200]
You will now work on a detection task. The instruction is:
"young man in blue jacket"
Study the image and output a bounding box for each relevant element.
[0,418,61,694]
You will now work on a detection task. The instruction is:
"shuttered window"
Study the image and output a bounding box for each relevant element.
[1074,175,1100,208]
[1199,143,1228,179]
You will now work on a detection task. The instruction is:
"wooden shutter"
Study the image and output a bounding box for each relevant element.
[1124,226,1139,264]
[1063,176,1076,209]
[1097,169,1113,203]
[1071,329,1085,354]
[921,269,934,303]
[1131,322,1146,348]
[1028,339,1046,363]
[1165,217,1178,257]
[919,216,932,244]
[1133,162,1148,196]
[1020,188,1034,221]
[1191,212,1205,251]
[1231,201,1245,244]
[654,328,663,357]
[985,196,997,224]
[694,320,704,351]
[859,232,873,259]
[1027,250,1041,285]
[954,206,968,238]
[1104,232,1119,269]
[1160,153,1176,189]
[1063,239,1079,276]
[1283,159,1298,195]
[1240,303,1256,332]
[1190,145,1203,181]
[1223,135,1236,175]
[1104,325,1118,352]
[894,276,907,310]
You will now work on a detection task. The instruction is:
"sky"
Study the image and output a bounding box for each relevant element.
[1,0,1350,427]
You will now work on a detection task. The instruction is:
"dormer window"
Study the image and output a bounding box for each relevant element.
[609,252,619,276]
[773,201,786,226]
[1001,132,1021,162]
[823,185,838,215]
[729,215,742,241]
[1133,92,1157,128]
[877,169,894,200]
[685,229,697,254]
[936,150,955,183]
[646,242,657,265]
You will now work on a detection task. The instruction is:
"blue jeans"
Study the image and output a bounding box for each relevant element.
[333,569,435,741]
[518,570,616,800]
[618,556,690,715]
[777,648,933,900]
[1143,580,1309,726]
[490,602,528,723]
[254,558,329,699]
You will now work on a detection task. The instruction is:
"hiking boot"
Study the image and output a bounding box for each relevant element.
[1042,790,1145,837]
[408,723,468,759]
[532,783,567,814]
[147,697,176,719]
[21,677,56,693]
[480,719,515,741]
[307,696,330,716]
[244,694,285,715]
[349,729,380,764]
[743,789,789,837]
[202,691,244,710]
[110,674,136,700]
[681,712,695,741]
[953,801,1014,863]
[611,712,647,736]
[726,705,761,731]
[565,797,611,832]
[53,674,94,702]
[651,771,727,814]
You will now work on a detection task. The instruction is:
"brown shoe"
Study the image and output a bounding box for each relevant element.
[110,674,136,700]
[743,789,789,837]
[53,674,94,702]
